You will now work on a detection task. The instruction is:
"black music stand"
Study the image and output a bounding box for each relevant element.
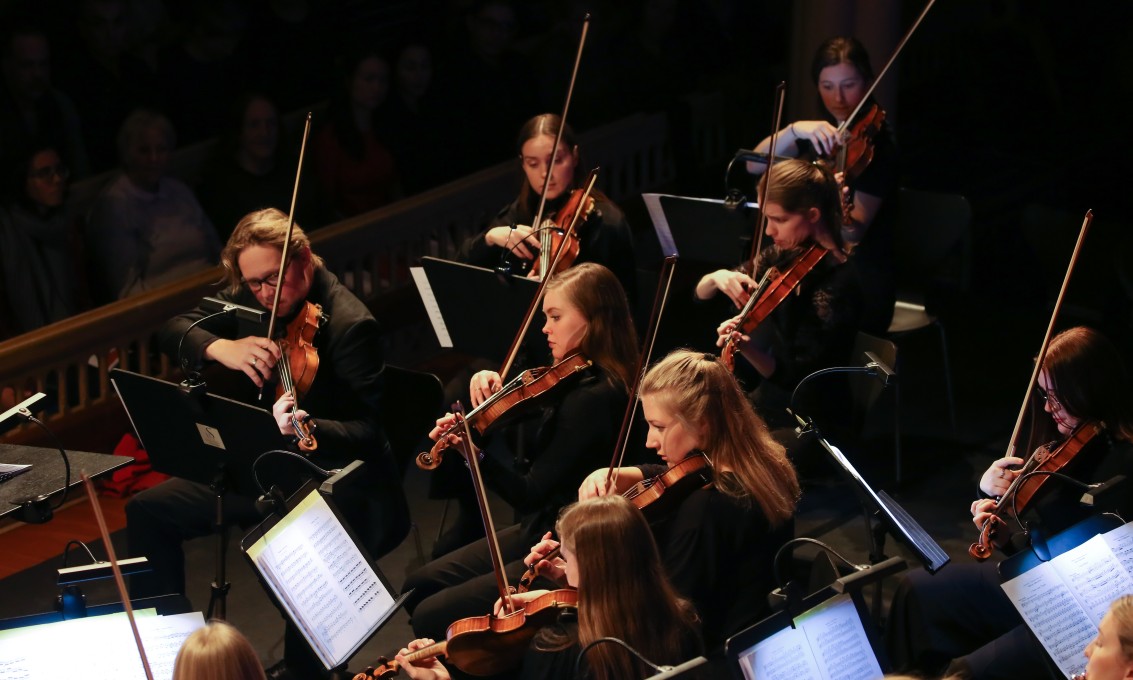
[413,257,542,364]
[641,193,757,268]
[725,586,888,680]
[240,466,410,674]
[111,368,287,620]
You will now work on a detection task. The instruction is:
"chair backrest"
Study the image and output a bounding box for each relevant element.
[850,331,898,425]
[894,188,973,294]
[381,365,444,476]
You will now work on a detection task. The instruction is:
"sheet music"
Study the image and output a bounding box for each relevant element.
[410,267,452,347]
[0,610,204,680]
[1102,521,1133,576]
[248,490,397,668]
[1002,529,1133,678]
[736,595,882,680]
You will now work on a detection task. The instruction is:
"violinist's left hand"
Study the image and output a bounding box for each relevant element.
[395,638,450,680]
[492,589,549,617]
[715,315,749,349]
[469,370,503,408]
[272,391,308,437]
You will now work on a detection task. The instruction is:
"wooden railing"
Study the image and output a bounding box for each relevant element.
[0,112,675,448]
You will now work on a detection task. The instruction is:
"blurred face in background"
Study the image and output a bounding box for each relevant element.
[239,97,279,168]
[26,149,69,210]
[396,44,432,101]
[350,55,390,112]
[3,33,51,102]
[123,124,172,191]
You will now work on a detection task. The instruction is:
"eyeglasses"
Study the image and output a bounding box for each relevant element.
[28,164,70,181]
[1035,385,1063,412]
[242,273,280,292]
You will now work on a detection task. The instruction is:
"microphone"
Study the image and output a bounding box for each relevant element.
[832,555,907,593]
[864,351,897,386]
[200,296,267,324]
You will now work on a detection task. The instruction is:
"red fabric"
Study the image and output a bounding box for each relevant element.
[101,433,169,497]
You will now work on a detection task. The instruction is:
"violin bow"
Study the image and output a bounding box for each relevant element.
[834,0,937,137]
[453,402,516,614]
[83,474,155,680]
[604,255,678,493]
[750,81,786,264]
[531,13,590,280]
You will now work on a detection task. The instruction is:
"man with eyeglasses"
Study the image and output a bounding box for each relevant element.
[128,208,409,679]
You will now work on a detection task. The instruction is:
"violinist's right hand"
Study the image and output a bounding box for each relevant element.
[978,456,1024,497]
[204,336,280,388]
[469,370,503,408]
[395,638,450,680]
[485,224,539,261]
[492,589,550,617]
[523,532,566,583]
[577,466,643,500]
[694,269,757,308]
[788,120,841,156]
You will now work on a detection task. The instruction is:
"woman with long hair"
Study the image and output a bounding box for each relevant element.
[567,349,800,648]
[402,262,639,646]
[888,327,1133,679]
[392,495,702,680]
[458,112,637,299]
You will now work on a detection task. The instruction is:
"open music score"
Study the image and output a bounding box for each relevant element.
[1001,522,1133,679]
[0,609,204,680]
[734,594,884,680]
[244,489,400,670]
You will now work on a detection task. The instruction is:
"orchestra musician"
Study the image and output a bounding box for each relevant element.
[566,349,799,650]
[172,620,267,680]
[749,36,898,334]
[887,326,1133,679]
[392,495,702,680]
[457,113,636,298]
[698,159,862,456]
[402,262,639,644]
[127,208,408,679]
[1082,595,1133,680]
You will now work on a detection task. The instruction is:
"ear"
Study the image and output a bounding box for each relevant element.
[805,206,822,226]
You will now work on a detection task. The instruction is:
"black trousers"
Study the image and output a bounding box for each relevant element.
[403,523,535,642]
[887,561,1060,679]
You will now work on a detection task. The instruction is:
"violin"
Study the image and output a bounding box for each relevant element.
[352,589,579,678]
[533,186,595,279]
[831,103,885,183]
[623,452,713,517]
[969,421,1103,560]
[416,352,592,471]
[273,301,324,451]
[721,244,829,371]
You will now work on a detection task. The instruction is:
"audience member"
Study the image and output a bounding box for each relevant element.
[171,620,266,680]
[0,142,85,338]
[0,25,89,178]
[198,92,324,239]
[376,40,452,195]
[86,109,220,302]
[55,0,157,173]
[156,0,251,145]
[312,45,400,218]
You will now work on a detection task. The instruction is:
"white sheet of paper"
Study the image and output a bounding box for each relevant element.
[411,267,452,348]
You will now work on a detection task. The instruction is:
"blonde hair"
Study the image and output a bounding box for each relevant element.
[1112,594,1133,661]
[546,495,700,680]
[172,621,266,680]
[639,349,800,524]
[219,208,324,292]
[543,263,638,392]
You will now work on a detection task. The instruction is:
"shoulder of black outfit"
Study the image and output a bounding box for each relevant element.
[522,613,582,680]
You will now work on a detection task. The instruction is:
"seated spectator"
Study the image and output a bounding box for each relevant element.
[0,142,86,338]
[198,92,325,239]
[86,109,220,302]
[156,0,251,145]
[0,24,90,178]
[171,620,266,680]
[312,46,400,218]
[376,40,452,195]
[55,0,158,173]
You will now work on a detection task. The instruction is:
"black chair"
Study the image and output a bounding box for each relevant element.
[850,331,901,484]
[887,188,970,432]
[380,364,444,566]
